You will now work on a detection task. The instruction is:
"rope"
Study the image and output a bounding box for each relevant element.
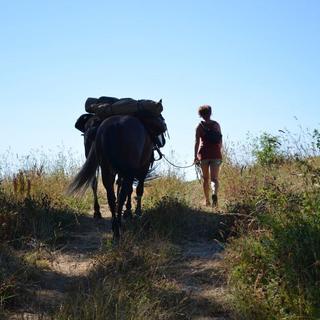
[194,162,203,183]
[161,153,195,169]
[154,147,202,183]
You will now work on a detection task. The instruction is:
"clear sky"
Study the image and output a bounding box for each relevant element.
[1,0,319,179]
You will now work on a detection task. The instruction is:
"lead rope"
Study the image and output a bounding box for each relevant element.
[153,143,202,183]
[154,146,195,169]
[162,153,195,169]
[194,162,202,181]
[162,153,203,184]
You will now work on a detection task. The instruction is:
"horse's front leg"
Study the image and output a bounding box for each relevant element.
[116,175,122,199]
[123,184,133,219]
[101,171,118,239]
[117,178,133,226]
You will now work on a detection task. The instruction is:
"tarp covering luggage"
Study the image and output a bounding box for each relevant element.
[76,96,167,149]
[85,97,163,117]
[85,96,119,113]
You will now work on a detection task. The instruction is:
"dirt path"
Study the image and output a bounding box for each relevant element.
[8,212,232,320]
[8,214,111,320]
[177,241,231,319]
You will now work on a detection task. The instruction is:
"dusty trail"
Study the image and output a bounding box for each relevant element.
[8,210,232,320]
[177,241,231,320]
[8,214,111,320]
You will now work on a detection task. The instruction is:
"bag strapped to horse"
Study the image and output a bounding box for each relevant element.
[153,145,163,162]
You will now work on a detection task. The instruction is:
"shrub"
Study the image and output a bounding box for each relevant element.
[252,132,284,166]
[225,157,320,319]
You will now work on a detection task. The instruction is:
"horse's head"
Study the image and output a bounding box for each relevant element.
[84,115,102,132]
[75,114,95,133]
[75,113,102,133]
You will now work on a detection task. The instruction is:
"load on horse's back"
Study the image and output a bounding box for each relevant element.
[85,96,163,117]
[70,96,168,239]
[75,96,167,148]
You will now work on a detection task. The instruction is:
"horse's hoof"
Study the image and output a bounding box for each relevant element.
[112,236,120,246]
[94,212,103,219]
[135,210,142,218]
[123,210,133,220]
[112,221,121,240]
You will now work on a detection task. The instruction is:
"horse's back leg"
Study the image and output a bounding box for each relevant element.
[101,169,118,238]
[92,174,102,219]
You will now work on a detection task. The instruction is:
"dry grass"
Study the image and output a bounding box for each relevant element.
[55,198,233,320]
[2,128,320,319]
[0,153,92,316]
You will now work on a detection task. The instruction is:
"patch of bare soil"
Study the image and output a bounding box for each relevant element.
[7,213,111,320]
[173,240,232,320]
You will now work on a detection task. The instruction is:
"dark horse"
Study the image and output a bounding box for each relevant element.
[69,115,154,238]
[79,114,133,219]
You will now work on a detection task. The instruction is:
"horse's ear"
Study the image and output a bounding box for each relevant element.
[75,114,92,133]
[158,99,162,104]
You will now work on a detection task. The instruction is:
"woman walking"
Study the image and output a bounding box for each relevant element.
[194,105,222,207]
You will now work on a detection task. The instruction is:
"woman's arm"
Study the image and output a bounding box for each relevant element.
[194,126,200,162]
[216,122,222,148]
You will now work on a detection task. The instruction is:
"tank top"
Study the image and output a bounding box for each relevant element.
[196,120,222,160]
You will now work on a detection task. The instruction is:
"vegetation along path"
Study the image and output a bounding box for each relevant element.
[8,204,234,320]
[4,131,320,319]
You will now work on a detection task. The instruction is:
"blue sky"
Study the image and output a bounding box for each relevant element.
[1,0,319,178]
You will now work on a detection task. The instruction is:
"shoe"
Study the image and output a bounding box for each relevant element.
[211,194,218,207]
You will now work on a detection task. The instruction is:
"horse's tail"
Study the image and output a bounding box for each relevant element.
[67,142,98,195]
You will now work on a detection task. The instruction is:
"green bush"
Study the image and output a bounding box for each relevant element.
[226,159,320,319]
[253,133,284,166]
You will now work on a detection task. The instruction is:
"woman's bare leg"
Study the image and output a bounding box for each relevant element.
[200,162,210,206]
[209,163,220,206]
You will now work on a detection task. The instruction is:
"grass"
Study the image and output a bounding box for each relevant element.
[0,151,233,319]
[2,128,320,319]
[222,134,320,319]
[55,171,233,320]
[225,195,320,319]
[0,151,94,316]
[56,194,232,320]
[56,233,186,320]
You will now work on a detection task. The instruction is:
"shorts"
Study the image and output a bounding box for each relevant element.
[200,159,222,167]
